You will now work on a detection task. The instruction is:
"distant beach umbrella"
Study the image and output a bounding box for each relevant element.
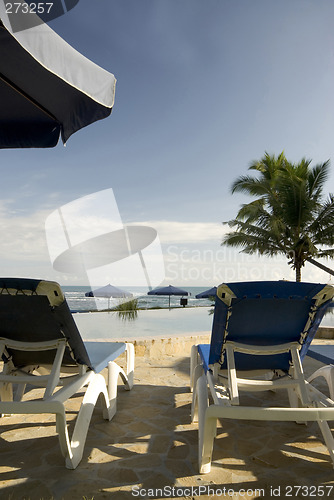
[148,285,189,308]
[0,7,115,148]
[85,284,132,309]
[85,284,132,299]
[195,287,217,299]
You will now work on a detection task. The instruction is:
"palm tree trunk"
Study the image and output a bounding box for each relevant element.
[306,257,334,277]
[295,265,301,282]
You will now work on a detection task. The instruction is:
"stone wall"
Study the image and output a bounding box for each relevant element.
[127,327,334,358]
[316,326,334,339]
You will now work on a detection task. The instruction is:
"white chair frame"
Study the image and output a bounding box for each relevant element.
[0,337,134,469]
[190,341,334,474]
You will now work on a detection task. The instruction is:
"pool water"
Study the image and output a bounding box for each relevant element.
[73,305,334,341]
[73,306,213,340]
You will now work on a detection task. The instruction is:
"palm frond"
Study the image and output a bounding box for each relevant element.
[224,152,334,281]
[307,160,330,198]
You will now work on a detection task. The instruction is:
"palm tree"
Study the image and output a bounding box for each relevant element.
[222,152,334,281]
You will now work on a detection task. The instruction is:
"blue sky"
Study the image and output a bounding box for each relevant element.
[2,0,334,286]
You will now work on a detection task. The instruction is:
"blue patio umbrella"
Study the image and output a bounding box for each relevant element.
[148,285,190,308]
[85,284,132,309]
[0,8,115,148]
[195,287,217,299]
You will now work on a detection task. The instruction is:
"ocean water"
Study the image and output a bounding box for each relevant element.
[63,286,213,312]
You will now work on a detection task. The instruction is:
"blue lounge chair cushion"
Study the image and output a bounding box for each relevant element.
[198,344,211,373]
[203,281,332,373]
[307,345,334,365]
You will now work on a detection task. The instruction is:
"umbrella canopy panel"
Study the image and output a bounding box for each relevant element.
[0,11,115,148]
[195,287,217,299]
[148,285,190,308]
[85,284,132,299]
[0,74,60,147]
[147,285,189,297]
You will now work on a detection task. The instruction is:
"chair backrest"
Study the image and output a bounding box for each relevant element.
[209,281,334,372]
[0,278,91,369]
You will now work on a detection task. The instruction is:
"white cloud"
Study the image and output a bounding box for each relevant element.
[0,206,331,287]
[134,220,225,244]
[0,207,49,264]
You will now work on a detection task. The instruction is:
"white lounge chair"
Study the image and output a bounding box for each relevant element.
[308,344,334,400]
[0,278,134,469]
[190,281,334,473]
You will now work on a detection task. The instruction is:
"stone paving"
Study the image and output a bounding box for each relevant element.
[0,340,334,500]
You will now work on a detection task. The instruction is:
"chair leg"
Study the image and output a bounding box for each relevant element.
[308,365,334,400]
[65,373,110,469]
[55,407,74,462]
[0,383,14,417]
[226,344,239,405]
[191,364,205,422]
[190,345,199,393]
[191,388,198,423]
[106,361,120,420]
[14,383,26,402]
[105,349,135,420]
[124,343,135,390]
[287,387,307,425]
[112,344,135,392]
[290,347,310,406]
[287,386,298,407]
[316,414,334,468]
[197,374,215,474]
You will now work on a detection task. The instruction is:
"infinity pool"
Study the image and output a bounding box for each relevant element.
[73,305,334,341]
[73,306,213,340]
